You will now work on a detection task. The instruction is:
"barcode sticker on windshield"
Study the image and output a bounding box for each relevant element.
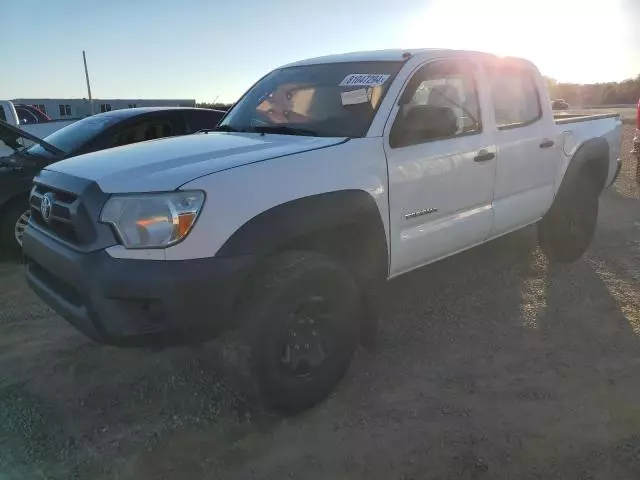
[340,88,372,105]
[339,74,390,87]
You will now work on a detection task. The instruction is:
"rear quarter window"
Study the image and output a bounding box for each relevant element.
[488,68,542,129]
[186,110,225,132]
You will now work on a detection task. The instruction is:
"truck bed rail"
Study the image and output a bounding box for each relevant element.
[554,113,620,125]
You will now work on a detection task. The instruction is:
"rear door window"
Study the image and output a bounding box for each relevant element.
[185,110,225,132]
[488,68,542,129]
[108,114,185,148]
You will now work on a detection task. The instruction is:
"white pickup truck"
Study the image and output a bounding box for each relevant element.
[0,101,76,153]
[23,49,622,413]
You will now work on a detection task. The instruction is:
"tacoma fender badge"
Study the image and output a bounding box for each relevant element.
[404,208,438,220]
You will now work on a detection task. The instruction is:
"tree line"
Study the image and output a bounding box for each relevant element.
[546,75,640,106]
[196,102,233,111]
[196,77,640,110]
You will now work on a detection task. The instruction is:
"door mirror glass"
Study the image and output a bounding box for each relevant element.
[391,105,458,147]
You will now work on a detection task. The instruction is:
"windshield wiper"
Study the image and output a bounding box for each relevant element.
[251,125,318,137]
[212,124,242,133]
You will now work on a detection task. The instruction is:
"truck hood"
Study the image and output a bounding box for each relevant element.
[46,132,346,193]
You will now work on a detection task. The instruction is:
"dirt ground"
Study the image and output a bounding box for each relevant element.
[1,126,639,480]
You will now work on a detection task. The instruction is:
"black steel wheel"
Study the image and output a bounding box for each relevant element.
[539,176,599,263]
[240,251,360,414]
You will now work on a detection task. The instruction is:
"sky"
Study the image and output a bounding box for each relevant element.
[2,0,638,103]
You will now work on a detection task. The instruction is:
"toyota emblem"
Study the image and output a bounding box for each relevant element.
[41,193,54,223]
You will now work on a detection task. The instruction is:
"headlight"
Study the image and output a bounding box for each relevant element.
[100,191,205,249]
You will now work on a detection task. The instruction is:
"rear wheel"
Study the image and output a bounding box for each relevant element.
[0,202,30,257]
[538,177,599,263]
[239,251,360,414]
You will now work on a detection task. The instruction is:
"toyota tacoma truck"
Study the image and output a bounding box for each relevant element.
[22,49,622,413]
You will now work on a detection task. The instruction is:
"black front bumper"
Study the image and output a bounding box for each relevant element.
[23,225,255,346]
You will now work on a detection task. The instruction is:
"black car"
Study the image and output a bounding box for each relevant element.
[0,107,225,255]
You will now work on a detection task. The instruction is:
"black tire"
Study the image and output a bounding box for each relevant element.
[0,201,30,257]
[538,176,599,263]
[239,251,360,414]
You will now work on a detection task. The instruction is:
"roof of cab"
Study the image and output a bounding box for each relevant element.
[282,48,536,69]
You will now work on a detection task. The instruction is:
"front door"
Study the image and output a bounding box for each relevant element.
[385,59,497,277]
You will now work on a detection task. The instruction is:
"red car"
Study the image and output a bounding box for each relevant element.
[14,104,52,124]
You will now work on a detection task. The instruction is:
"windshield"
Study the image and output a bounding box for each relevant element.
[219,61,403,138]
[27,115,121,157]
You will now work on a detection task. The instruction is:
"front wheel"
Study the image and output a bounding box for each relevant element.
[0,202,30,257]
[239,251,360,414]
[538,178,599,263]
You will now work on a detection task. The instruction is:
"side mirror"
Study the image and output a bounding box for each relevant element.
[390,105,458,148]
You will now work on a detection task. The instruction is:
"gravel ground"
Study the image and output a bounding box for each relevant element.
[1,126,639,480]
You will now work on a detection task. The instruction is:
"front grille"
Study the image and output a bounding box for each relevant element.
[34,184,77,203]
[27,170,118,252]
[30,184,81,244]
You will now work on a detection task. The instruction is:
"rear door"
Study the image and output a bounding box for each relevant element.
[486,64,560,234]
[385,58,497,276]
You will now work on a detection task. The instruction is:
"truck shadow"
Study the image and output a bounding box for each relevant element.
[336,224,640,479]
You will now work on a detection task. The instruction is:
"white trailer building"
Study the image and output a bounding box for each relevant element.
[12,98,196,120]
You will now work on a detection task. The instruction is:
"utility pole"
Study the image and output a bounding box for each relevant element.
[83,50,94,115]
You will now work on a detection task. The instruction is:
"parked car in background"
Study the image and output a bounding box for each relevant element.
[15,104,51,123]
[0,101,78,143]
[551,98,569,110]
[0,107,225,254]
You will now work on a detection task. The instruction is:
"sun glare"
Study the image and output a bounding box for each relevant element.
[402,0,632,83]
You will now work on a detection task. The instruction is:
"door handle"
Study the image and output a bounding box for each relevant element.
[540,139,555,148]
[474,150,495,162]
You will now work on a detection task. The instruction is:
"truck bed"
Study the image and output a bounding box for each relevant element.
[554,112,622,187]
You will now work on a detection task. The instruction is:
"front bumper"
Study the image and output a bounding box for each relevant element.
[23,224,255,346]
